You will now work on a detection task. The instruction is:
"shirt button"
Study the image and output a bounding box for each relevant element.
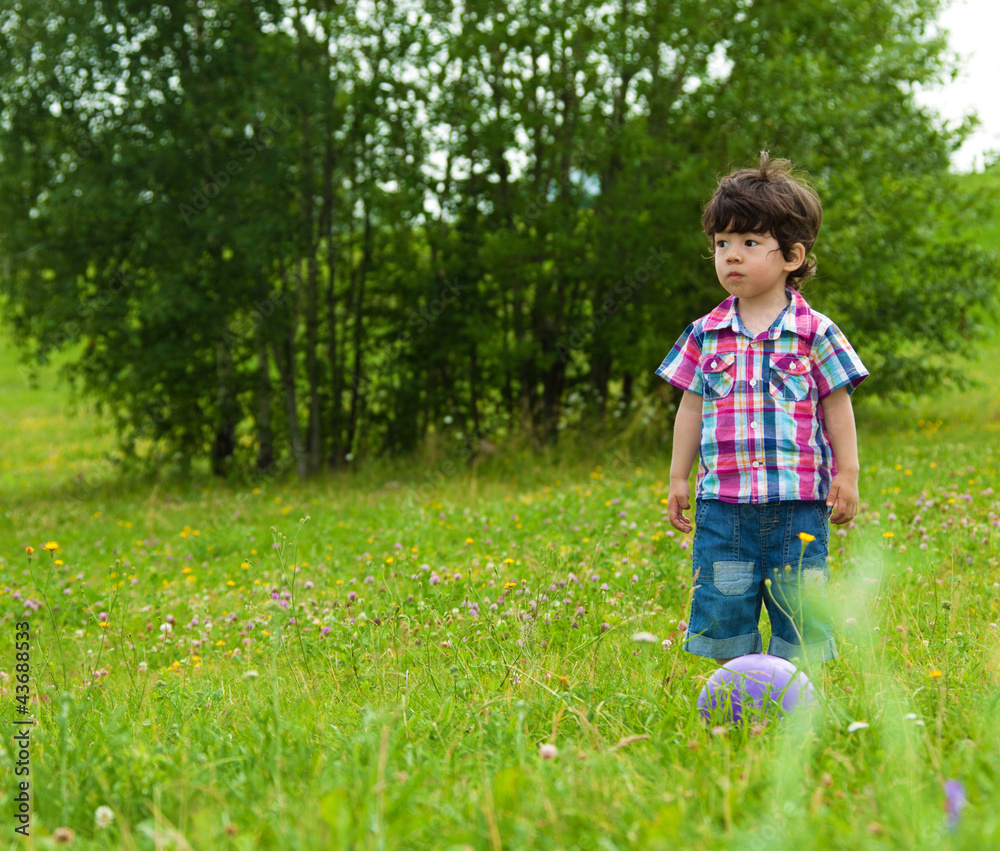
[752,461,761,468]
[749,379,757,388]
[750,421,758,429]
[750,342,758,349]
[710,360,718,369]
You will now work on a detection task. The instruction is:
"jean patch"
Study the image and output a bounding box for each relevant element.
[713,561,754,596]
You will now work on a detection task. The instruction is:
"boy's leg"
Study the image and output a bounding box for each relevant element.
[685,500,764,661]
[763,501,838,663]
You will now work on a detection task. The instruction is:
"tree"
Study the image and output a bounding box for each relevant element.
[1,0,994,476]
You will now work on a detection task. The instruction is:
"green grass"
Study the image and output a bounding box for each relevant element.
[1,329,999,850]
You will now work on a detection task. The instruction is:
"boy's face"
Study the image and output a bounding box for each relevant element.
[712,229,804,303]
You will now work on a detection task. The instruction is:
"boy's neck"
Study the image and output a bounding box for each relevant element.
[735,288,791,338]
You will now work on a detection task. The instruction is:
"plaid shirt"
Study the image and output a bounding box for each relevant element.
[657,289,868,504]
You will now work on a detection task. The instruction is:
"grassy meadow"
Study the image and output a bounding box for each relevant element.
[1,323,999,850]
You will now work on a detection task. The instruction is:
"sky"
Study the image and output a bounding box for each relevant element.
[915,0,1000,171]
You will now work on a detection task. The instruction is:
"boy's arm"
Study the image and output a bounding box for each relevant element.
[668,391,703,532]
[821,386,860,525]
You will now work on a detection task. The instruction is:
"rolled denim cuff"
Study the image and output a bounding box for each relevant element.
[683,630,763,659]
[768,633,838,663]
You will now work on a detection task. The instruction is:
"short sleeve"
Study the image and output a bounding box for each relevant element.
[656,323,704,395]
[811,322,868,398]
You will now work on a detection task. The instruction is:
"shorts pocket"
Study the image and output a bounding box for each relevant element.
[702,353,737,400]
[713,561,754,596]
[798,556,829,593]
[768,353,811,402]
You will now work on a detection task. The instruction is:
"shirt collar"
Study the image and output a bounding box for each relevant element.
[703,288,813,339]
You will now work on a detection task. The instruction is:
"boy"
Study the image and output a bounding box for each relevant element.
[657,153,868,664]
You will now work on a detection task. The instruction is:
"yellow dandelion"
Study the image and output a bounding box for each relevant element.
[215,640,226,647]
[43,541,59,551]
[227,580,236,587]
[504,558,515,564]
[929,669,943,679]
[798,532,816,543]
[883,532,895,539]
[504,581,518,590]
[24,546,34,556]
[465,537,474,544]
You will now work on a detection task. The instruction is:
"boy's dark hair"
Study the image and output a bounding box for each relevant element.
[701,152,823,290]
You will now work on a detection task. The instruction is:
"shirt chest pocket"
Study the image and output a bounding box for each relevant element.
[768,353,812,401]
[701,353,737,400]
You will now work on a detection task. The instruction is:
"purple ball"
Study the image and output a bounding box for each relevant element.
[697,654,817,724]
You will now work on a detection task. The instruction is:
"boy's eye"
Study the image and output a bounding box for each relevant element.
[715,240,728,249]
[745,239,759,247]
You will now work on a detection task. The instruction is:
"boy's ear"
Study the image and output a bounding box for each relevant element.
[783,242,806,271]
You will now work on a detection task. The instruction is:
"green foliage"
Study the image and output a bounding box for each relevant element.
[1,332,1000,848]
[1,0,997,475]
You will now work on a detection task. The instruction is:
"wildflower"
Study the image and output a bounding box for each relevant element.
[798,532,816,543]
[159,623,172,635]
[929,669,943,679]
[52,827,76,844]
[944,779,967,830]
[539,743,558,759]
[883,532,894,539]
[847,721,869,733]
[243,670,260,679]
[43,541,59,551]
[677,620,688,632]
[94,806,115,829]
[631,631,659,643]
[24,546,34,557]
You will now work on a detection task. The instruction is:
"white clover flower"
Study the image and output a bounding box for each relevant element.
[539,743,558,759]
[631,631,659,644]
[847,721,870,733]
[95,805,115,829]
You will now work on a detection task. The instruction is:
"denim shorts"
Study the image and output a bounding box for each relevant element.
[684,499,837,662]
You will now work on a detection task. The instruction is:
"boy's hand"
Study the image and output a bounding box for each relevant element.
[668,480,693,533]
[826,472,859,525]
